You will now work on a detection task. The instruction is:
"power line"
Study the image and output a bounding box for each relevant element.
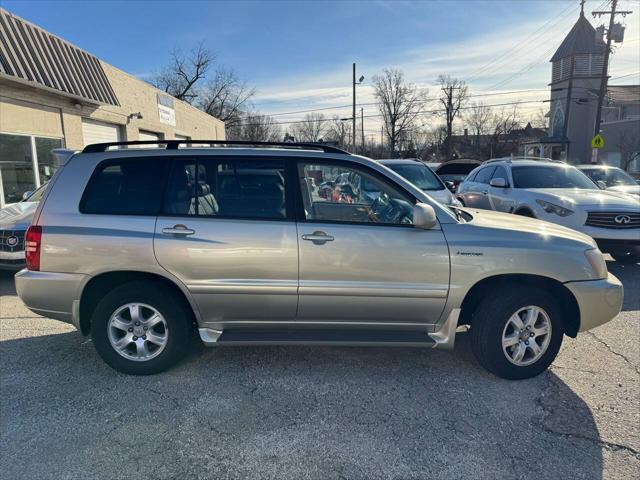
[465,2,576,84]
[244,99,546,127]
[263,88,550,118]
[610,71,640,80]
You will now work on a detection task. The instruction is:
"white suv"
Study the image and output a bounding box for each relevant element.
[457,158,640,263]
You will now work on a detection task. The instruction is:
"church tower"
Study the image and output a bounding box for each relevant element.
[548,2,606,163]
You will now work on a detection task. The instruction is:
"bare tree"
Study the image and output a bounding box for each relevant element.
[199,67,256,137]
[531,107,548,131]
[437,75,468,158]
[152,44,213,104]
[619,130,640,172]
[236,113,282,142]
[290,113,328,142]
[488,105,522,158]
[373,68,428,156]
[325,116,353,150]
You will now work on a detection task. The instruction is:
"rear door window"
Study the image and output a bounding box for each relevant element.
[81,158,168,215]
[162,158,287,220]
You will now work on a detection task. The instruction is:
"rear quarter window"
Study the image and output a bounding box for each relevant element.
[80,158,168,215]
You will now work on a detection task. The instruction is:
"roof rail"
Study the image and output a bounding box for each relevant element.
[81,140,351,154]
[482,156,565,165]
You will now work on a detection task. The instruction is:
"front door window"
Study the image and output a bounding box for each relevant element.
[298,163,414,225]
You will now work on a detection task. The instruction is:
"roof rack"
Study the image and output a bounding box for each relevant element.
[82,140,351,155]
[482,156,565,165]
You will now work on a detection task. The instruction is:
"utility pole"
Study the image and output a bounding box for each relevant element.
[352,63,365,153]
[591,0,633,163]
[561,56,575,161]
[352,63,357,152]
[360,107,365,152]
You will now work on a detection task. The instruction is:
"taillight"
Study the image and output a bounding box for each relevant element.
[25,225,42,271]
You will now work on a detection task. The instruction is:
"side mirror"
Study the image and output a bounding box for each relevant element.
[413,202,437,229]
[22,191,33,200]
[596,180,607,190]
[444,181,456,192]
[489,178,508,188]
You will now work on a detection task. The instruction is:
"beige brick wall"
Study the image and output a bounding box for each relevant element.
[0,62,225,150]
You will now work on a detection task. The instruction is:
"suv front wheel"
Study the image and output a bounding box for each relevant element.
[90,281,192,375]
[470,288,564,380]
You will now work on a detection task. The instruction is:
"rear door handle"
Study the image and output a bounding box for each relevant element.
[162,224,195,236]
[302,231,334,245]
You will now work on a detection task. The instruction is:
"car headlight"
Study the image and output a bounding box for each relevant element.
[535,199,574,217]
[584,248,607,279]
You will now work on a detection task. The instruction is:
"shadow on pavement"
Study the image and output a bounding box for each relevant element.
[1,328,603,479]
[606,260,640,312]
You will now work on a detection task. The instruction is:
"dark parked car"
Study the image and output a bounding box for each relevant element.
[435,159,482,192]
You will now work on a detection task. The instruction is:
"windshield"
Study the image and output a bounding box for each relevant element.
[512,165,597,189]
[583,168,638,187]
[388,164,445,191]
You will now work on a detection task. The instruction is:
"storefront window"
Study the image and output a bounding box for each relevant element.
[35,137,63,182]
[0,134,35,205]
[0,133,63,206]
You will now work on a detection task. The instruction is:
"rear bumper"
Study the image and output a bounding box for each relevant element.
[565,273,623,332]
[14,269,88,329]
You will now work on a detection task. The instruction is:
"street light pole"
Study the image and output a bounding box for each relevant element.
[352,63,357,152]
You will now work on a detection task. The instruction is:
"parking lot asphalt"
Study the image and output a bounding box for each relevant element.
[1,262,638,480]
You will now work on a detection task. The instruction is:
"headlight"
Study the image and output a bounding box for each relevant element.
[535,199,574,217]
[585,248,607,279]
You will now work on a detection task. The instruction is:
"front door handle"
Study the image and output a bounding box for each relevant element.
[302,231,334,245]
[162,224,195,236]
[481,190,488,195]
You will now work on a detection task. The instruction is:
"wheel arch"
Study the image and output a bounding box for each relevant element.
[458,274,580,337]
[79,271,200,335]
[514,206,536,217]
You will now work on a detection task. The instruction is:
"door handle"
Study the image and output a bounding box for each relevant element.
[302,231,334,245]
[481,190,488,195]
[162,224,195,236]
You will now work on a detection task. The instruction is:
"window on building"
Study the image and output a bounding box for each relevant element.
[81,158,168,215]
[163,158,287,220]
[551,108,564,138]
[0,133,63,206]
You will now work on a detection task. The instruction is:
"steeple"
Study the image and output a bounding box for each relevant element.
[550,10,605,62]
[580,0,585,17]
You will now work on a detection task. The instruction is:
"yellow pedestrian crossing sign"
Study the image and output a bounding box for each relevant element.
[591,134,605,149]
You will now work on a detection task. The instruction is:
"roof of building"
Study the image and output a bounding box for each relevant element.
[550,13,606,62]
[0,8,119,106]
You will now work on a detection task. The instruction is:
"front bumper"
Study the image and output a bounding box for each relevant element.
[0,250,25,270]
[565,273,623,332]
[14,269,89,329]
[575,224,640,242]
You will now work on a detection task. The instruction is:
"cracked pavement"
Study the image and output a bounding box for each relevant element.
[1,260,638,480]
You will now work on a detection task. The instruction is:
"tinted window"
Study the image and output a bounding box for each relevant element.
[163,158,286,219]
[298,162,414,225]
[474,166,496,184]
[583,168,637,187]
[512,166,597,189]
[387,163,444,191]
[81,158,167,215]
[466,170,479,182]
[491,166,508,181]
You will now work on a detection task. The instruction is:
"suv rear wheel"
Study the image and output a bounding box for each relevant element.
[91,281,192,375]
[470,288,564,380]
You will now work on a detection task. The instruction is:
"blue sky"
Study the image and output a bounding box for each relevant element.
[3,0,639,132]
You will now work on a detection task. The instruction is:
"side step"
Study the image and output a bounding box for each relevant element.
[213,328,437,347]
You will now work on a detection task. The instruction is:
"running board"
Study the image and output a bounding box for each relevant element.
[218,328,436,346]
[198,309,460,349]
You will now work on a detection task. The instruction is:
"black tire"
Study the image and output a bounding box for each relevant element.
[470,288,564,380]
[90,281,192,375]
[611,251,640,264]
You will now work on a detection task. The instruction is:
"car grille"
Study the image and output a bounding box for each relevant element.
[0,229,26,252]
[585,211,640,229]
